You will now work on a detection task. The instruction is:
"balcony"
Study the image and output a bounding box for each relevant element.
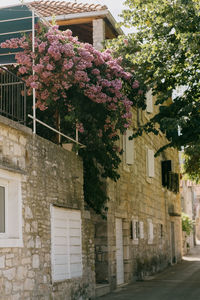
[0,67,26,125]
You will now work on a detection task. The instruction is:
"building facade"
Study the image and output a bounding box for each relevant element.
[0,1,182,299]
[0,115,95,299]
[94,102,182,294]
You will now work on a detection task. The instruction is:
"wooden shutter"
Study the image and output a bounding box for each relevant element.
[124,129,134,165]
[147,149,155,177]
[146,89,153,113]
[51,207,82,282]
[161,160,172,187]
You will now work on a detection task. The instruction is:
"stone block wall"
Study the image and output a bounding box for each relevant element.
[92,105,182,289]
[0,116,95,300]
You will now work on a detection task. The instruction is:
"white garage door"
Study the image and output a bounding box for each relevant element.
[51,206,82,282]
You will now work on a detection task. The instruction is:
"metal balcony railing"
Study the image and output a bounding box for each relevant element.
[0,67,26,124]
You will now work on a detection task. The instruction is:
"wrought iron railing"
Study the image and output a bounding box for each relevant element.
[0,67,26,124]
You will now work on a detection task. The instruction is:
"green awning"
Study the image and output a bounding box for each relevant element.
[0,4,38,65]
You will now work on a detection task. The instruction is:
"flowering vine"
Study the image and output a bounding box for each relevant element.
[1,24,141,215]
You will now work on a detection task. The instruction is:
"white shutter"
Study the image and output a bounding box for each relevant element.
[139,221,144,239]
[147,149,155,177]
[69,212,82,278]
[146,89,153,113]
[148,220,154,244]
[132,220,136,240]
[51,207,82,282]
[51,207,70,281]
[124,129,134,165]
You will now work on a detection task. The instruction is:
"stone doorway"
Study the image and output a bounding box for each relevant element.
[171,221,176,263]
[94,220,109,284]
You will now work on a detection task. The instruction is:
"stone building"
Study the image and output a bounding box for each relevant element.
[0,1,182,299]
[94,101,182,296]
[0,114,96,299]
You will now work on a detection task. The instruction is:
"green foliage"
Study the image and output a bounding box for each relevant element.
[108,0,200,167]
[182,213,194,235]
[183,144,200,183]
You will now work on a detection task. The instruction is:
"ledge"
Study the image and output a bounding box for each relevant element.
[0,163,26,175]
[0,115,32,136]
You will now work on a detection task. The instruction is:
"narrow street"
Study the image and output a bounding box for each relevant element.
[97,246,200,300]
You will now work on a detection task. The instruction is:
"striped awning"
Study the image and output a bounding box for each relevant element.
[0,4,38,65]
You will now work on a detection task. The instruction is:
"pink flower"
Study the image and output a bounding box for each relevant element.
[33,64,44,72]
[38,41,47,52]
[124,39,128,46]
[30,82,39,89]
[63,59,74,70]
[41,71,52,79]
[18,66,27,74]
[132,80,139,89]
[76,123,84,133]
[91,69,100,75]
[41,89,50,100]
[46,63,54,71]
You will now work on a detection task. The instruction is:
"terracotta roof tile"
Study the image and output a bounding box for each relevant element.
[29,0,108,18]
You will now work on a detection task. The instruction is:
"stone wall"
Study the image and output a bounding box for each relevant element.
[93,105,182,290]
[0,116,95,300]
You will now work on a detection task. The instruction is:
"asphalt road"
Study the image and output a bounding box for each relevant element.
[97,246,200,300]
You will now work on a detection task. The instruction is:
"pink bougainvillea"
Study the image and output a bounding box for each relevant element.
[1,24,141,215]
[1,25,135,132]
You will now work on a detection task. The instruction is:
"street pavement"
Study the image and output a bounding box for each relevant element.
[97,246,200,300]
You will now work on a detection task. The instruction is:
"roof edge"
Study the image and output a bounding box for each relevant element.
[45,9,123,35]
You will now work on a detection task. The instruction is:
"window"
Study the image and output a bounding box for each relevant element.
[51,206,82,282]
[146,89,153,113]
[0,185,5,233]
[0,170,23,247]
[161,161,179,193]
[147,149,155,177]
[123,129,134,165]
[160,224,164,238]
[148,219,154,244]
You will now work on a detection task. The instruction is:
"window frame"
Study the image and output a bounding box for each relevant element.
[0,170,23,248]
